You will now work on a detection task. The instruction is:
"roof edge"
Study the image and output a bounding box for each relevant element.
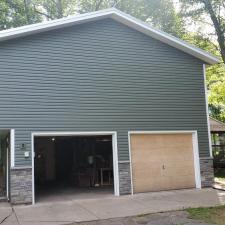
[210,117,225,126]
[111,9,220,65]
[0,8,220,65]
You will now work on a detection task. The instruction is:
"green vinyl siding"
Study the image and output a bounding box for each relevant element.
[0,18,209,166]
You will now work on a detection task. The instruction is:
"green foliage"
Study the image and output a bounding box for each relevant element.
[0,0,41,30]
[179,0,225,63]
[34,0,78,19]
[187,205,225,225]
[77,0,185,37]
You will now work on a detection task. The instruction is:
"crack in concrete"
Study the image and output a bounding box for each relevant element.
[0,208,13,224]
[12,206,20,225]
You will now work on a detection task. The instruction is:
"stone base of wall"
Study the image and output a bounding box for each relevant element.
[8,158,213,204]
[200,157,214,187]
[10,167,32,204]
[118,161,131,194]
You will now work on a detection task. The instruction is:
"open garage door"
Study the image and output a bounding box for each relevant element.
[33,133,119,203]
[130,133,198,194]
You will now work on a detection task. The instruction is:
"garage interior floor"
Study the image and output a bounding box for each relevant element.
[34,135,114,203]
[36,186,114,203]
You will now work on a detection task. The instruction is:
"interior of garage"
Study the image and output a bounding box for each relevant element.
[34,135,114,202]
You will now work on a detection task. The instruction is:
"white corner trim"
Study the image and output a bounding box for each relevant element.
[128,130,202,193]
[203,64,213,158]
[112,132,120,196]
[31,131,119,204]
[10,129,15,168]
[0,8,219,65]
[31,133,35,205]
[192,131,201,189]
[128,132,134,195]
[6,143,9,199]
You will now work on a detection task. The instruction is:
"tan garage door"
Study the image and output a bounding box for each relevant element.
[130,133,196,193]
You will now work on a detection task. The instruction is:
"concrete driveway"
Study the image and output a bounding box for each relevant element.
[0,188,225,225]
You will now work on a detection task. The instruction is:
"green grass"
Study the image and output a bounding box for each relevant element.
[186,205,225,225]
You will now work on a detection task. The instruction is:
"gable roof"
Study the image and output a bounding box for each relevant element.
[210,117,225,132]
[0,8,219,65]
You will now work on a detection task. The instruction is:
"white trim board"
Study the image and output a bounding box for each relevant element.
[31,131,119,205]
[128,130,202,195]
[0,129,15,199]
[10,129,15,168]
[203,64,213,157]
[0,8,219,65]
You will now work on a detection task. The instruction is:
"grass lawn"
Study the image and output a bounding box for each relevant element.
[186,205,225,225]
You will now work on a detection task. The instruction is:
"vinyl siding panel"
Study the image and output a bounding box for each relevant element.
[0,19,209,166]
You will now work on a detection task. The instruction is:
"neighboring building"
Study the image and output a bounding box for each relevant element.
[0,8,219,204]
[210,117,225,168]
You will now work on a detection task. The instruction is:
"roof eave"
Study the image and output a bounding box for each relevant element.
[0,8,220,65]
[110,10,220,65]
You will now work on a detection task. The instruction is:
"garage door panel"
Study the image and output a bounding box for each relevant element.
[161,161,195,172]
[161,165,194,177]
[134,178,165,193]
[132,166,162,177]
[131,133,196,193]
[132,152,162,160]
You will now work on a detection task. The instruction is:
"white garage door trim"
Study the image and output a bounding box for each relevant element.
[31,131,119,205]
[128,130,201,195]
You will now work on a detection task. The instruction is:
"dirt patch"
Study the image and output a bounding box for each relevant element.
[68,211,215,225]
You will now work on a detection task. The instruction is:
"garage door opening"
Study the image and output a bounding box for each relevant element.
[34,134,116,203]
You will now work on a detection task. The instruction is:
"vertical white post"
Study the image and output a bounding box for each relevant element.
[192,132,201,189]
[10,129,15,168]
[113,133,120,196]
[128,132,134,195]
[6,145,9,198]
[31,134,35,204]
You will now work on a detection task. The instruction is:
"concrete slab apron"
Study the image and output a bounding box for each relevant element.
[12,188,225,224]
[14,201,98,224]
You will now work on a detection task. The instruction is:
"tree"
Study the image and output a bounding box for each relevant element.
[33,0,78,20]
[0,0,41,30]
[78,0,185,37]
[179,0,225,64]
[179,0,225,122]
[0,0,185,38]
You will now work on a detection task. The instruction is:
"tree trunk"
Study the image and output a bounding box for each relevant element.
[56,0,63,18]
[203,0,225,63]
[23,0,31,24]
[95,0,104,11]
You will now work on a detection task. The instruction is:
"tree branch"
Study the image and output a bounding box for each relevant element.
[202,0,225,63]
[34,7,54,20]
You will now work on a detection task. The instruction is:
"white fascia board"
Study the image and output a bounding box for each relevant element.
[0,8,220,65]
[111,9,220,65]
[0,8,114,42]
